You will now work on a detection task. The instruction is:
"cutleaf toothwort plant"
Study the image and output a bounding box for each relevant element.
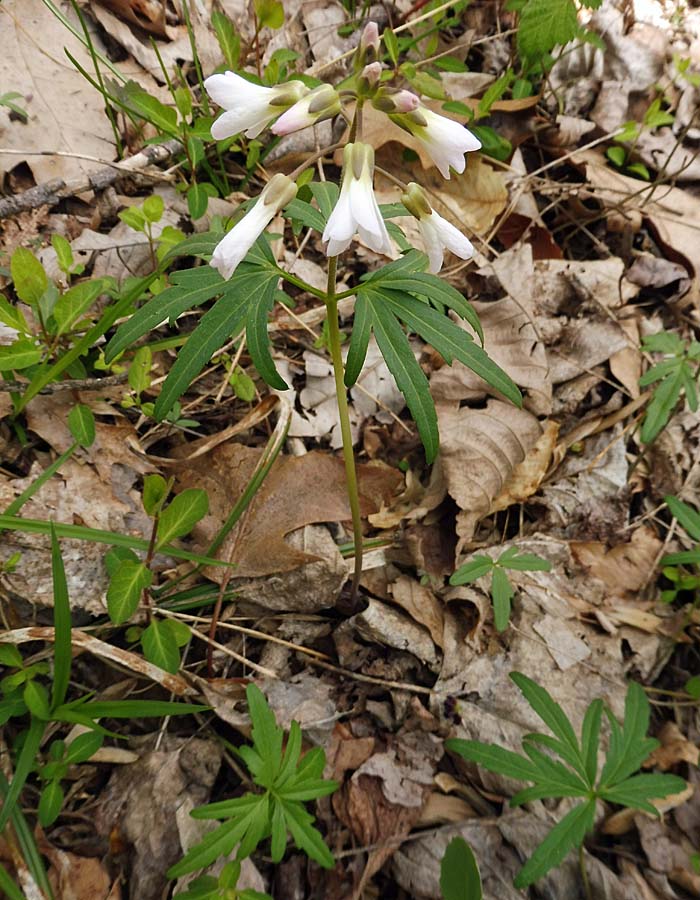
[105,22,521,597]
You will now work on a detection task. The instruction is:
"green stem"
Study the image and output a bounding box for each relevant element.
[325,256,363,601]
[2,442,78,520]
[579,843,593,900]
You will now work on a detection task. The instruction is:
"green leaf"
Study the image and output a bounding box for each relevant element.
[477,70,515,119]
[518,0,579,61]
[344,293,371,387]
[254,0,284,29]
[118,206,147,232]
[211,10,241,69]
[383,27,399,65]
[369,296,439,463]
[187,183,209,220]
[141,619,180,673]
[446,739,538,782]
[50,526,72,710]
[143,474,169,517]
[59,698,205,719]
[640,365,685,443]
[105,267,225,363]
[38,780,64,827]
[440,836,483,900]
[128,346,152,396]
[106,561,152,624]
[0,644,23,668]
[65,730,103,763]
[167,815,254,879]
[68,403,96,447]
[599,681,653,788]
[0,294,28,332]
[469,125,512,161]
[581,699,603,786]
[24,680,50,719]
[606,145,627,168]
[280,798,335,868]
[11,247,47,306]
[450,555,495,584]
[247,682,283,784]
[284,198,327,233]
[599,773,686,814]
[491,566,514,632]
[665,495,700,542]
[0,339,42,371]
[513,799,596,888]
[153,269,270,421]
[122,84,179,136]
[143,194,164,223]
[510,672,581,760]
[246,271,287,389]
[498,551,552,572]
[379,290,520,405]
[308,182,339,220]
[155,489,209,549]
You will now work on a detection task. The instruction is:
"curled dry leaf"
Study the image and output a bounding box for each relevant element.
[436,399,543,548]
[39,839,120,900]
[571,527,663,598]
[388,575,445,649]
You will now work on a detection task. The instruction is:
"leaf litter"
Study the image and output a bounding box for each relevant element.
[0,0,700,897]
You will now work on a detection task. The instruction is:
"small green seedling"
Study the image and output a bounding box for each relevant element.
[446,673,686,889]
[175,860,272,899]
[450,548,551,631]
[168,683,339,879]
[639,332,700,444]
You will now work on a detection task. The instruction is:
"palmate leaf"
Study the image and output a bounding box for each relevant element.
[640,361,687,443]
[344,293,372,387]
[370,296,439,463]
[105,267,224,362]
[247,683,284,787]
[598,773,686,814]
[510,673,581,763]
[154,266,278,420]
[445,739,538,783]
[491,566,514,632]
[513,799,596,889]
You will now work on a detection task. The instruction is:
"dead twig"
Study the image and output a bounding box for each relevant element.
[0,138,181,220]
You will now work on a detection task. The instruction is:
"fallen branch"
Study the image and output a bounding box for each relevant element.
[0,138,181,220]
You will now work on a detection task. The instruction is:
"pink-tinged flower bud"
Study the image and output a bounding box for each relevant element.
[322,142,393,258]
[210,174,297,280]
[372,89,420,113]
[390,104,481,179]
[400,182,474,273]
[355,20,381,67]
[204,71,309,140]
[360,62,383,87]
[270,84,341,135]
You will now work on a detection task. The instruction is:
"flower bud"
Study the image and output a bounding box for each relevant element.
[372,88,420,114]
[270,84,341,135]
[355,21,381,67]
[400,182,474,273]
[358,61,383,91]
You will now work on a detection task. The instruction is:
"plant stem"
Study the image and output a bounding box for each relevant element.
[579,843,593,900]
[325,255,363,601]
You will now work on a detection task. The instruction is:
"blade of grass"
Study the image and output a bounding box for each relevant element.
[0,863,27,900]
[2,443,77,520]
[50,525,72,710]
[0,514,233,567]
[0,772,53,899]
[40,0,126,82]
[0,718,45,832]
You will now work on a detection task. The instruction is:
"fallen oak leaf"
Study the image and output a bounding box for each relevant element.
[176,446,402,578]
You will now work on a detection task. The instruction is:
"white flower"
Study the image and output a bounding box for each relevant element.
[211,174,297,280]
[323,143,393,258]
[401,182,474,273]
[391,104,481,179]
[204,71,309,140]
[270,84,340,136]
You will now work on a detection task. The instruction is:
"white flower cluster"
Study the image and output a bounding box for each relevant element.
[204,22,480,279]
